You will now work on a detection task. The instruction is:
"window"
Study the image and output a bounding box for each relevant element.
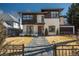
[27,26,33,34]
[13,22,19,28]
[6,21,13,26]
[41,16,44,23]
[51,12,59,18]
[49,26,55,32]
[51,12,54,18]
[23,15,33,20]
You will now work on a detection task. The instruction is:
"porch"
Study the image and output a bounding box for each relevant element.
[23,24,44,36]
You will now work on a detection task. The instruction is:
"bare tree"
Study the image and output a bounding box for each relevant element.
[0,20,6,46]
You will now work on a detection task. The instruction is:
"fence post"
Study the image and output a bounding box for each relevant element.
[72,45,74,55]
[53,44,57,56]
[22,44,24,56]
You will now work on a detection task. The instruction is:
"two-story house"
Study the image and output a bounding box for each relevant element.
[20,8,75,36]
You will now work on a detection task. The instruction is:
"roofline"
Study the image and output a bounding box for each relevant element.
[19,12,48,15]
[41,8,64,12]
[59,15,67,18]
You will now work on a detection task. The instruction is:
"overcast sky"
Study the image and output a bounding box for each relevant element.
[0,3,71,15]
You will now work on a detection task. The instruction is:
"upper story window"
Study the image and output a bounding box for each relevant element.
[51,12,59,18]
[41,16,44,23]
[37,15,44,23]
[22,15,33,20]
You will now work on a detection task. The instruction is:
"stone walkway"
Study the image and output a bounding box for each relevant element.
[24,37,53,56]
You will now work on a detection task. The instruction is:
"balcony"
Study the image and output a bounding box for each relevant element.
[22,15,37,24]
[22,19,37,24]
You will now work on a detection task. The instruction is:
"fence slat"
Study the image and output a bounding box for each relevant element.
[54,45,79,56]
[22,44,24,56]
[0,44,24,56]
[0,44,79,56]
[53,45,57,56]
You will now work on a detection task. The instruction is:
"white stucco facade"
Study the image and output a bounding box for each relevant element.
[22,14,60,36]
[22,16,75,36]
[44,18,60,35]
[59,17,65,25]
[22,9,75,36]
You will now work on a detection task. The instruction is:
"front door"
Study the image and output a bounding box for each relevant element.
[38,26,44,36]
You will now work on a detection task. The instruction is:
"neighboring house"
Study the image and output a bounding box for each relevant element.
[20,8,75,36]
[0,13,22,36]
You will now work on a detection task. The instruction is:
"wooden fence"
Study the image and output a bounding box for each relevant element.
[0,44,24,56]
[0,44,79,56]
[53,45,79,56]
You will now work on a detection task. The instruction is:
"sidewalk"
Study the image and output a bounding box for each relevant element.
[24,37,53,56]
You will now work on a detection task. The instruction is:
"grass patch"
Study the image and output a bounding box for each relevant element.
[3,37,32,46]
[46,35,77,44]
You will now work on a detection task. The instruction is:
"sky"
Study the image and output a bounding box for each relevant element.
[0,3,71,15]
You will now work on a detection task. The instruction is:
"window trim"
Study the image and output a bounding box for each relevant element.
[51,12,59,18]
[26,26,34,34]
[49,25,55,32]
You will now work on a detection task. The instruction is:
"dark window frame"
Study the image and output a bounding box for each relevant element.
[23,15,33,20]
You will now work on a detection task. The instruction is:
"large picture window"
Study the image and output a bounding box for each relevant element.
[49,26,55,32]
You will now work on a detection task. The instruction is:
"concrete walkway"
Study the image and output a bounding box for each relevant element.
[24,37,53,56]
